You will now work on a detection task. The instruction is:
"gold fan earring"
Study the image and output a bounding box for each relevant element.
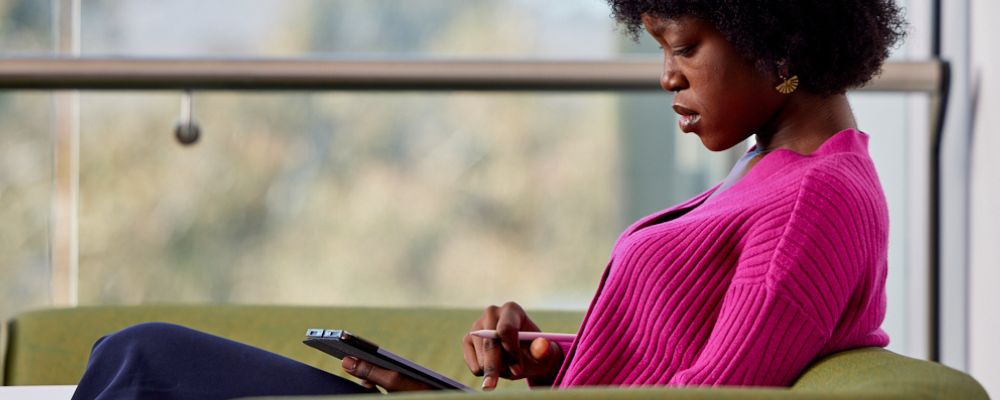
[775,61,799,94]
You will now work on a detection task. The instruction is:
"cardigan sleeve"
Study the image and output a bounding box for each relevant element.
[668,158,886,386]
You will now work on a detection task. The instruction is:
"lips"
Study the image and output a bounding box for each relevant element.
[672,104,701,132]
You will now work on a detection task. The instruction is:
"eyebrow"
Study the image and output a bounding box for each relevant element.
[660,14,705,37]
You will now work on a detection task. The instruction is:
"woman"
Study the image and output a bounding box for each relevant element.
[72,0,906,398]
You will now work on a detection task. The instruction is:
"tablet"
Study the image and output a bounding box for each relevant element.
[303,329,474,392]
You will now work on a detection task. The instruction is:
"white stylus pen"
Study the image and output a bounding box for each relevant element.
[468,329,577,342]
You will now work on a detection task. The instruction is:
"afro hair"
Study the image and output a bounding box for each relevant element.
[608,0,908,95]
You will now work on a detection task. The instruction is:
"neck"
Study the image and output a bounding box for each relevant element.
[754,92,857,155]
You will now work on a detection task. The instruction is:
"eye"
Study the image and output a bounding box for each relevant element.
[671,45,695,57]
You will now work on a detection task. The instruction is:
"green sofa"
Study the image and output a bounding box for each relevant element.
[2,305,988,399]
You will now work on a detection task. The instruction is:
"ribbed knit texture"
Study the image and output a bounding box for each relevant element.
[555,129,890,388]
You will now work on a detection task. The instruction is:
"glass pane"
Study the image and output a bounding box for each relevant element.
[0,0,52,55]
[0,0,54,324]
[77,92,728,310]
[0,93,54,324]
[849,91,925,357]
[80,0,929,61]
[81,0,635,58]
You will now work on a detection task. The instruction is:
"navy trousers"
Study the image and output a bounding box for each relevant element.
[72,322,375,400]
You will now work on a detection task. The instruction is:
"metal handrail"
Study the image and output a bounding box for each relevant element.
[0,57,942,92]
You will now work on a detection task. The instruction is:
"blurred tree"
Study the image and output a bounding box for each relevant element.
[0,0,53,323]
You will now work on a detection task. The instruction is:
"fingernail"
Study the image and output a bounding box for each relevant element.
[481,376,496,390]
[510,364,524,377]
[342,357,357,372]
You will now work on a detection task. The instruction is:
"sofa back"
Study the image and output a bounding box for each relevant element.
[3,305,989,399]
[2,305,582,389]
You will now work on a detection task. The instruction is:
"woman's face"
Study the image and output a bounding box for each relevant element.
[642,15,786,151]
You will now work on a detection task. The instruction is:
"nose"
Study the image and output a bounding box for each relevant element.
[659,58,688,93]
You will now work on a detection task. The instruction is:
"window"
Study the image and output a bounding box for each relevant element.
[0,0,937,362]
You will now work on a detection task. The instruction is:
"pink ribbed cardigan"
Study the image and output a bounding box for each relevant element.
[554,129,890,387]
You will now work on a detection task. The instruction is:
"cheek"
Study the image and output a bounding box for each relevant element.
[700,66,777,132]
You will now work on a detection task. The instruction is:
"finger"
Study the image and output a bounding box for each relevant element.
[481,338,505,390]
[473,337,487,378]
[473,306,500,380]
[462,333,482,376]
[342,357,430,392]
[496,302,524,377]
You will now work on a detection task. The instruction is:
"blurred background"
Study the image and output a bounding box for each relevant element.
[0,0,996,395]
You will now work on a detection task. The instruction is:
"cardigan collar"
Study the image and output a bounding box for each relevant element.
[619,128,870,239]
[742,128,870,185]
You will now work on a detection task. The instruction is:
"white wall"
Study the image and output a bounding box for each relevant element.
[969,0,1000,396]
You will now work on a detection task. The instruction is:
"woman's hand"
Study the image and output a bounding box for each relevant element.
[341,356,431,392]
[462,302,565,390]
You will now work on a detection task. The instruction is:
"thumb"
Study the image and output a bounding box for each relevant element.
[529,337,560,362]
[528,337,563,372]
